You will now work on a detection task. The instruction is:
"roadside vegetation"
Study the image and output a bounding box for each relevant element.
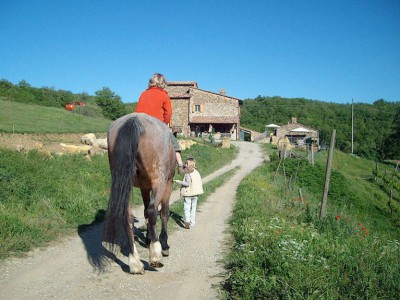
[0,140,237,260]
[223,144,400,299]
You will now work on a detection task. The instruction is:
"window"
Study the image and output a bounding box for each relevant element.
[192,103,203,113]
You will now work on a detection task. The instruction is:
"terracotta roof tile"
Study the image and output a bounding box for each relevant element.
[169,93,192,99]
[167,81,198,88]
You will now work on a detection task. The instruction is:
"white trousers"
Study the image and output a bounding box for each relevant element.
[183,196,198,226]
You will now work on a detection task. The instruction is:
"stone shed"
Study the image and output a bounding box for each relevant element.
[274,117,319,148]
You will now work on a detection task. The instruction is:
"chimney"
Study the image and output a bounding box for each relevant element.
[219,89,226,96]
[291,117,297,124]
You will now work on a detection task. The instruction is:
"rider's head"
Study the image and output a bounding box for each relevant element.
[148,73,167,89]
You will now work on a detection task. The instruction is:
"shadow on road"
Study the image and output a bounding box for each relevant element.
[77,209,157,273]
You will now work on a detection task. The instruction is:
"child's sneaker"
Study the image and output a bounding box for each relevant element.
[184,222,190,229]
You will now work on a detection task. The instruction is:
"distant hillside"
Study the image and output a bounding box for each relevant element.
[0,79,131,121]
[241,96,400,160]
[0,100,111,133]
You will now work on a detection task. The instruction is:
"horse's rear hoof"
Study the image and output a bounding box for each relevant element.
[162,249,169,257]
[129,267,145,275]
[150,261,164,268]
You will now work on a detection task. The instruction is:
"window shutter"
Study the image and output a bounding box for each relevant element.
[192,104,195,113]
[200,104,203,112]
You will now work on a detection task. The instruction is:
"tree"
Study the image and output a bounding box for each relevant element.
[382,107,400,160]
[94,87,128,120]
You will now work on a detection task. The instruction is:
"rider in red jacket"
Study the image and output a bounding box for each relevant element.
[136,86,172,124]
[136,73,186,174]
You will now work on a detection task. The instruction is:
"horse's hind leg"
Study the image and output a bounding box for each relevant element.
[144,187,164,267]
[127,205,144,274]
[141,189,152,247]
[159,181,173,257]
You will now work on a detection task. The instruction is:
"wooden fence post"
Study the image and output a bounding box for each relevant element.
[311,144,314,165]
[299,187,304,204]
[388,190,393,215]
[319,129,336,220]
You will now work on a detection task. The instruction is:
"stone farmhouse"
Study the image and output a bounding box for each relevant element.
[165,82,242,140]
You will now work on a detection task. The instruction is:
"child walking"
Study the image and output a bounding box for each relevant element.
[174,157,204,229]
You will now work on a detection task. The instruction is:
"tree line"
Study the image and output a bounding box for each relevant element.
[0,79,129,120]
[240,96,400,161]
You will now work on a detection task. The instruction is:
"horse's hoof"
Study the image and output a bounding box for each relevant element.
[129,267,145,275]
[150,261,164,268]
[162,249,169,257]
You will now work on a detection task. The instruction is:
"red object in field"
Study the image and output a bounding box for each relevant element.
[65,101,85,111]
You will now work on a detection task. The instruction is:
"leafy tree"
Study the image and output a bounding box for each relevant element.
[18,79,31,88]
[94,87,128,120]
[382,107,400,160]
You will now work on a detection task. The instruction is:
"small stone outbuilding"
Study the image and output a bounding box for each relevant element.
[273,117,319,148]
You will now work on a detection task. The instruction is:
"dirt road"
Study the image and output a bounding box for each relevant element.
[0,141,264,300]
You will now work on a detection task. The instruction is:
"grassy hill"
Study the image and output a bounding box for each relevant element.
[0,100,111,133]
[223,144,400,299]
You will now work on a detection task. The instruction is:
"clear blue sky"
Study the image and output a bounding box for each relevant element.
[1,0,399,104]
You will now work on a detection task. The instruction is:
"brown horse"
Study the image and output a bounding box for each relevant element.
[104,113,176,274]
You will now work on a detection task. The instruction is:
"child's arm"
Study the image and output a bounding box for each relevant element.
[174,173,191,187]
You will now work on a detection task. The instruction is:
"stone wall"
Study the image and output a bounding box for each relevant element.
[171,99,190,135]
[189,89,239,118]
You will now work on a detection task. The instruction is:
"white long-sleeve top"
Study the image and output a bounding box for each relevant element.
[177,170,204,197]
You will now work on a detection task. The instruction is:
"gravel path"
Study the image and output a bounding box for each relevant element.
[0,141,264,299]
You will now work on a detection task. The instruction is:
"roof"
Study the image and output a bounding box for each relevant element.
[278,123,318,132]
[240,127,261,134]
[167,81,198,88]
[194,88,243,103]
[191,116,239,124]
[290,127,312,132]
[165,81,242,104]
[166,82,194,99]
[266,123,280,128]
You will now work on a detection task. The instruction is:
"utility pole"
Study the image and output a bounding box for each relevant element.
[351,98,354,154]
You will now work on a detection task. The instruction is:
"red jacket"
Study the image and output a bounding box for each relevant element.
[135,87,172,125]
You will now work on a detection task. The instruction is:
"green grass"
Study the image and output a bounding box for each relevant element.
[0,149,110,259]
[0,100,110,133]
[0,139,237,260]
[222,145,400,299]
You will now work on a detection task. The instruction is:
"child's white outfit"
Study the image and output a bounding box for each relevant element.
[176,169,203,228]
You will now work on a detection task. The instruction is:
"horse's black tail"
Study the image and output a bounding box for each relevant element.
[104,116,144,252]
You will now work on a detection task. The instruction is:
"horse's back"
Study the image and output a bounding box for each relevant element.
[107,113,176,185]
[108,113,170,149]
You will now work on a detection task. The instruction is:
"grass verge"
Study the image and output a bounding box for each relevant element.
[222,147,400,299]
